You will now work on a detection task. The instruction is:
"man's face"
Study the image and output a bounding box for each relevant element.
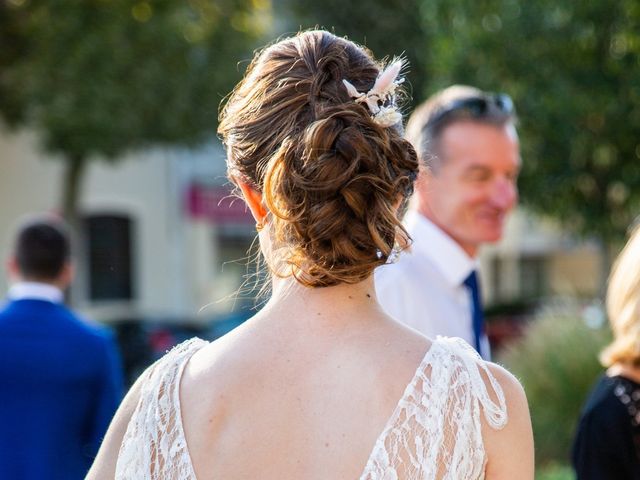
[416,120,520,257]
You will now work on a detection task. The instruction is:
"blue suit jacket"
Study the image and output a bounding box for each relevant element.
[0,299,124,479]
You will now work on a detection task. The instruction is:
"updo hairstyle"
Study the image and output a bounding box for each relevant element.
[218,30,418,287]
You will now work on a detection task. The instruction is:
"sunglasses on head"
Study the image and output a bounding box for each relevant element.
[426,93,515,129]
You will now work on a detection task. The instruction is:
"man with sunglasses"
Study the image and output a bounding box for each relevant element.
[376,85,520,359]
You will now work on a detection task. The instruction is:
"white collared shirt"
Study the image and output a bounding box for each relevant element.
[7,282,64,304]
[375,210,490,358]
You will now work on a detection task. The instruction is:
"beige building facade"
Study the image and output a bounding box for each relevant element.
[0,124,256,324]
[0,123,603,324]
[480,210,602,306]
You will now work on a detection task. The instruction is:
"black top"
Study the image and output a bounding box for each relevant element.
[573,375,640,480]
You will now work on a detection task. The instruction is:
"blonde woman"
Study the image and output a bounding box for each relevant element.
[87,30,533,479]
[573,225,640,479]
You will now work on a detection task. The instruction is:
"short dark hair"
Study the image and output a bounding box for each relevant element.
[14,217,70,280]
[405,85,517,171]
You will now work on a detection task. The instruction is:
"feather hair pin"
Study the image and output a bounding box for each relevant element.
[342,60,405,127]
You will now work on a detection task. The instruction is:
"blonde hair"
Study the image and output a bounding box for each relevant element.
[600,225,640,367]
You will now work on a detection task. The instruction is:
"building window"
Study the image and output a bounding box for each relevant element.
[519,255,547,299]
[490,256,503,304]
[85,214,134,301]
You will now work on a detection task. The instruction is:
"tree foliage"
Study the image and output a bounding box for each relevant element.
[285,0,640,243]
[279,0,427,111]
[0,0,271,220]
[4,0,637,242]
[419,0,640,242]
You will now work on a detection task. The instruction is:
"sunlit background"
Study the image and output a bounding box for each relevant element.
[2,1,639,477]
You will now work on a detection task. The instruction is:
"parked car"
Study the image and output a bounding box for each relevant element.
[110,308,253,387]
[204,309,253,342]
[111,317,206,387]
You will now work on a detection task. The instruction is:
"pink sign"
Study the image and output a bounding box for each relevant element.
[186,184,254,224]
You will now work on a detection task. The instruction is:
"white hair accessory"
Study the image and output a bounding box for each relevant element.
[342,60,405,127]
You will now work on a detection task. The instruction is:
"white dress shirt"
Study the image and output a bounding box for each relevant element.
[7,282,64,303]
[375,210,490,358]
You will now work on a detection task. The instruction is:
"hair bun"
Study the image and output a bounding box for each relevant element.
[263,104,416,287]
[219,30,419,287]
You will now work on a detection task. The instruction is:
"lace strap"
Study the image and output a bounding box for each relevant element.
[142,337,208,392]
[115,337,208,480]
[435,336,508,429]
[360,336,508,479]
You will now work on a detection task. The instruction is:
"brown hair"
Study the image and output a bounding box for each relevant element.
[218,30,418,287]
[405,85,516,171]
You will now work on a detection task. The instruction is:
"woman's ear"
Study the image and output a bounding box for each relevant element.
[237,180,268,225]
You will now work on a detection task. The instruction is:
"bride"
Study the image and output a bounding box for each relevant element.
[87,30,533,479]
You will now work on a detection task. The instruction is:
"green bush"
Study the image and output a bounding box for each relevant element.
[498,304,610,468]
[536,463,574,480]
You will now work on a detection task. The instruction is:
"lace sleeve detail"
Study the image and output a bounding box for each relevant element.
[360,336,508,480]
[115,338,207,480]
[436,336,508,429]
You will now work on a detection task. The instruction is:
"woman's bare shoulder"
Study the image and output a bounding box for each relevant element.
[482,362,534,480]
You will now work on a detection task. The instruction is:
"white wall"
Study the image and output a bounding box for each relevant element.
[0,122,603,320]
[0,128,66,286]
[0,123,228,323]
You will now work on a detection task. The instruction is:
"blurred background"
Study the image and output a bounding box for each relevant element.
[1,1,638,478]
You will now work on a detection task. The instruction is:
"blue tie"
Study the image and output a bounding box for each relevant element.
[463,270,485,358]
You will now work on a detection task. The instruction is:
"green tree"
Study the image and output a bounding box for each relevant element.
[0,0,271,225]
[279,0,427,110]
[418,0,640,244]
[285,0,640,245]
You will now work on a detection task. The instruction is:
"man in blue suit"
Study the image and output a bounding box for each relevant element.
[0,216,124,479]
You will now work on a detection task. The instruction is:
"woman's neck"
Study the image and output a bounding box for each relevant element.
[258,275,386,330]
[608,363,640,383]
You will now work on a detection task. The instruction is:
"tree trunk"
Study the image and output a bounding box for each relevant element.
[61,154,86,230]
[61,154,87,306]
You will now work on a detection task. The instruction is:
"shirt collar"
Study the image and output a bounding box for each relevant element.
[404,210,478,287]
[8,282,64,303]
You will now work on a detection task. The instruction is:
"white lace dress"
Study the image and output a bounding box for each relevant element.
[115,336,507,480]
